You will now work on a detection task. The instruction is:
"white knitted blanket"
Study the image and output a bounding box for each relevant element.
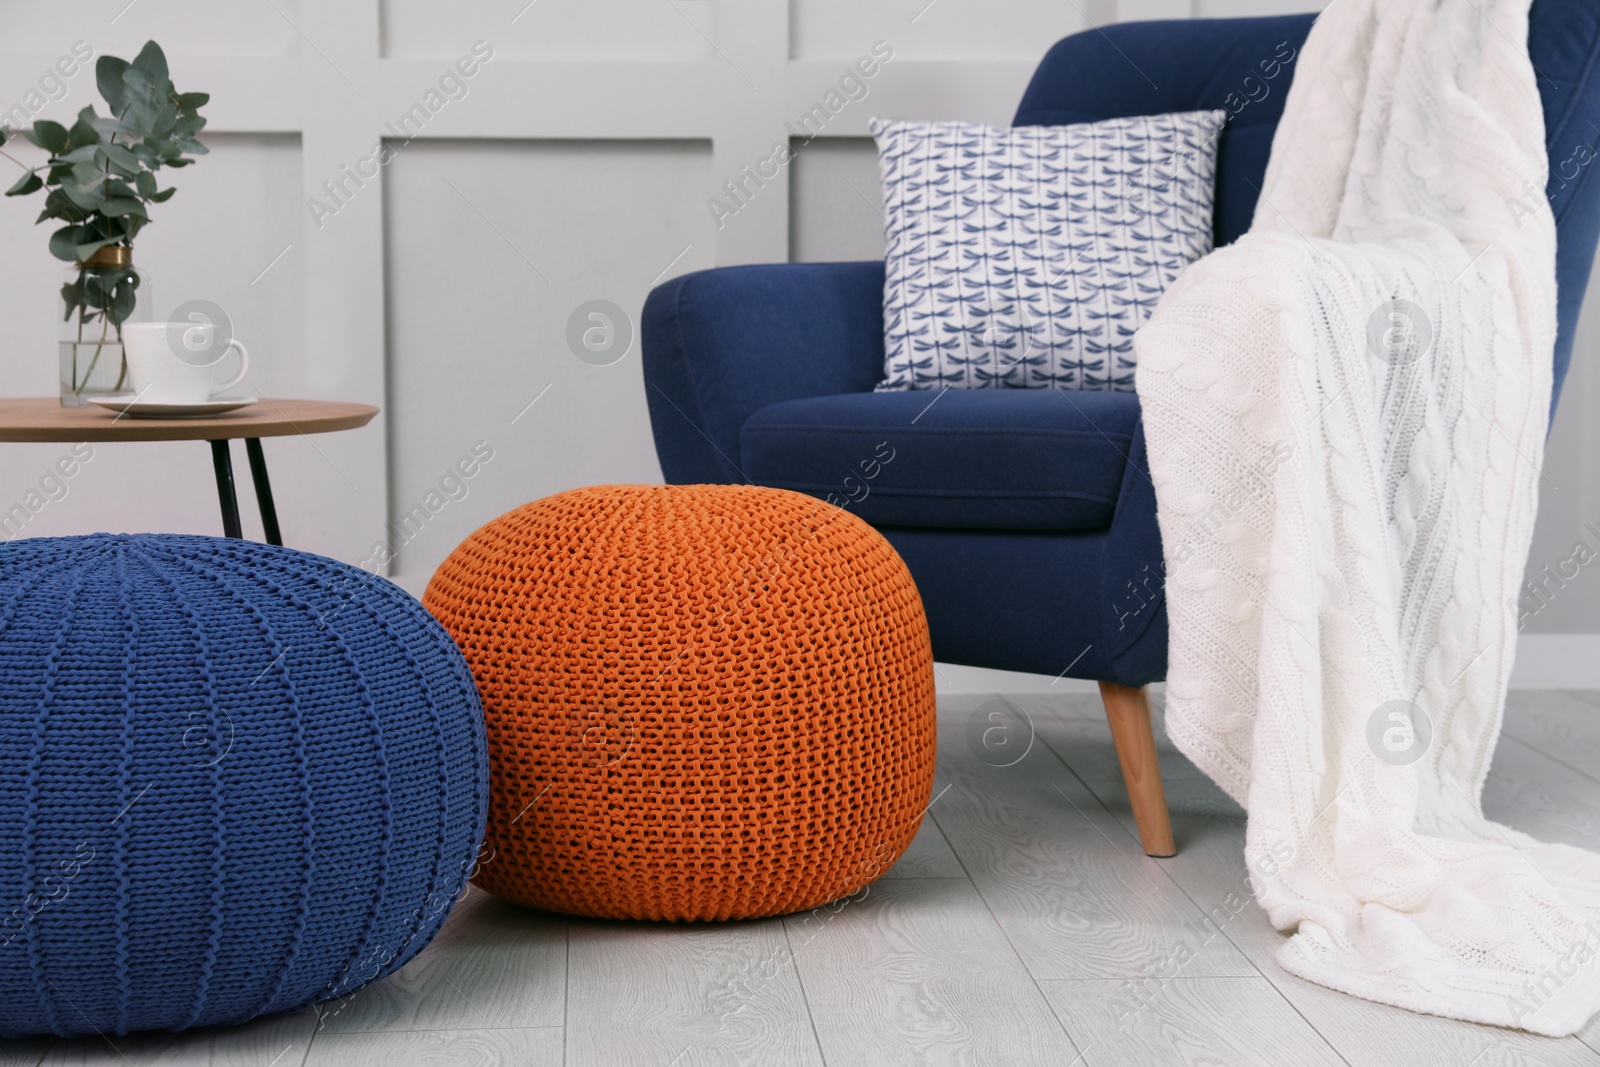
[1134,0,1600,1036]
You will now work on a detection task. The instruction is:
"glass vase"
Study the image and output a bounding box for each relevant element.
[59,246,150,406]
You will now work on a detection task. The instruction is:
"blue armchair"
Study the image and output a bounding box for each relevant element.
[642,5,1600,856]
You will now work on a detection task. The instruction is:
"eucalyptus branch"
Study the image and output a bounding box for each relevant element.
[1,39,208,336]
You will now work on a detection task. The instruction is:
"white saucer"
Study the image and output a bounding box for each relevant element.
[87,396,260,419]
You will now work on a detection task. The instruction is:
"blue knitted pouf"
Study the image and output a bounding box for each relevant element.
[0,534,488,1038]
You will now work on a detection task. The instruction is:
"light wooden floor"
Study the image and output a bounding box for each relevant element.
[8,689,1600,1066]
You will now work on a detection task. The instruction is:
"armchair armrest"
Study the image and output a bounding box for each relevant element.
[1100,420,1169,686]
[642,261,886,484]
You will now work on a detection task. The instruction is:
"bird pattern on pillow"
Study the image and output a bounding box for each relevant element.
[872,112,1227,391]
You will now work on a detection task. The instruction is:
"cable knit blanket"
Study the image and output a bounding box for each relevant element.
[1134,0,1600,1036]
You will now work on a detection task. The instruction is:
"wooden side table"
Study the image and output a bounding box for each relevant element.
[0,398,378,545]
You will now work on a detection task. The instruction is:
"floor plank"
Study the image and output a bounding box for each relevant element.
[1040,976,1343,1067]
[0,1041,51,1067]
[1010,691,1208,784]
[1580,1008,1600,1057]
[304,1027,562,1067]
[1501,690,1600,787]
[787,877,1082,1067]
[1267,973,1600,1067]
[1086,729,1600,1065]
[930,712,1255,980]
[1484,735,1600,853]
[565,915,822,1067]
[1078,774,1284,963]
[879,810,966,880]
[316,887,566,1034]
[41,1010,314,1066]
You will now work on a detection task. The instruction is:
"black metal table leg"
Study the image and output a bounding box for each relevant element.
[210,440,243,539]
[244,438,283,546]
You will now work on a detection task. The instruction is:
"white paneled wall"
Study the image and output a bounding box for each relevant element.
[2,2,303,59]
[790,0,1113,60]
[787,138,883,262]
[381,0,715,62]
[2,0,1599,675]
[381,138,713,576]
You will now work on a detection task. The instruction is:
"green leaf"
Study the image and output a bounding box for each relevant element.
[5,170,42,196]
[64,183,102,210]
[131,40,168,83]
[99,197,147,219]
[61,279,82,322]
[101,140,141,174]
[149,186,176,202]
[56,144,98,164]
[27,119,69,154]
[88,115,134,139]
[120,64,156,109]
[65,161,103,193]
[121,64,155,97]
[108,275,138,325]
[76,237,119,261]
[150,103,178,141]
[119,67,159,133]
[175,91,209,111]
[101,139,139,167]
[49,225,86,261]
[60,186,103,218]
[36,188,87,224]
[82,270,110,308]
[64,118,98,154]
[134,171,156,198]
[117,111,153,142]
[96,56,131,113]
[66,197,108,220]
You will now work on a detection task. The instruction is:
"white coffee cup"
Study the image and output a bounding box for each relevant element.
[123,321,249,405]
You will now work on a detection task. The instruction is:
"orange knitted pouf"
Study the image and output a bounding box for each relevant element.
[423,484,938,921]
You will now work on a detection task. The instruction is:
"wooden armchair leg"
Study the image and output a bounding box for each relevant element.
[1097,681,1176,857]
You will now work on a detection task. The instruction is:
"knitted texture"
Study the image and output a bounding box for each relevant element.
[424,484,937,921]
[1136,0,1600,1036]
[0,534,488,1039]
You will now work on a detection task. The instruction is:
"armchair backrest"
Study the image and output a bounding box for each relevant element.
[1013,3,1600,411]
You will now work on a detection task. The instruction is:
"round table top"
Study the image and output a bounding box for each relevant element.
[0,398,379,443]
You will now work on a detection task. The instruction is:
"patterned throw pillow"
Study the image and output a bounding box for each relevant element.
[872,112,1227,391]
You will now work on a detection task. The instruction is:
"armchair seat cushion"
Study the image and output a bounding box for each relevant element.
[740,389,1141,531]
